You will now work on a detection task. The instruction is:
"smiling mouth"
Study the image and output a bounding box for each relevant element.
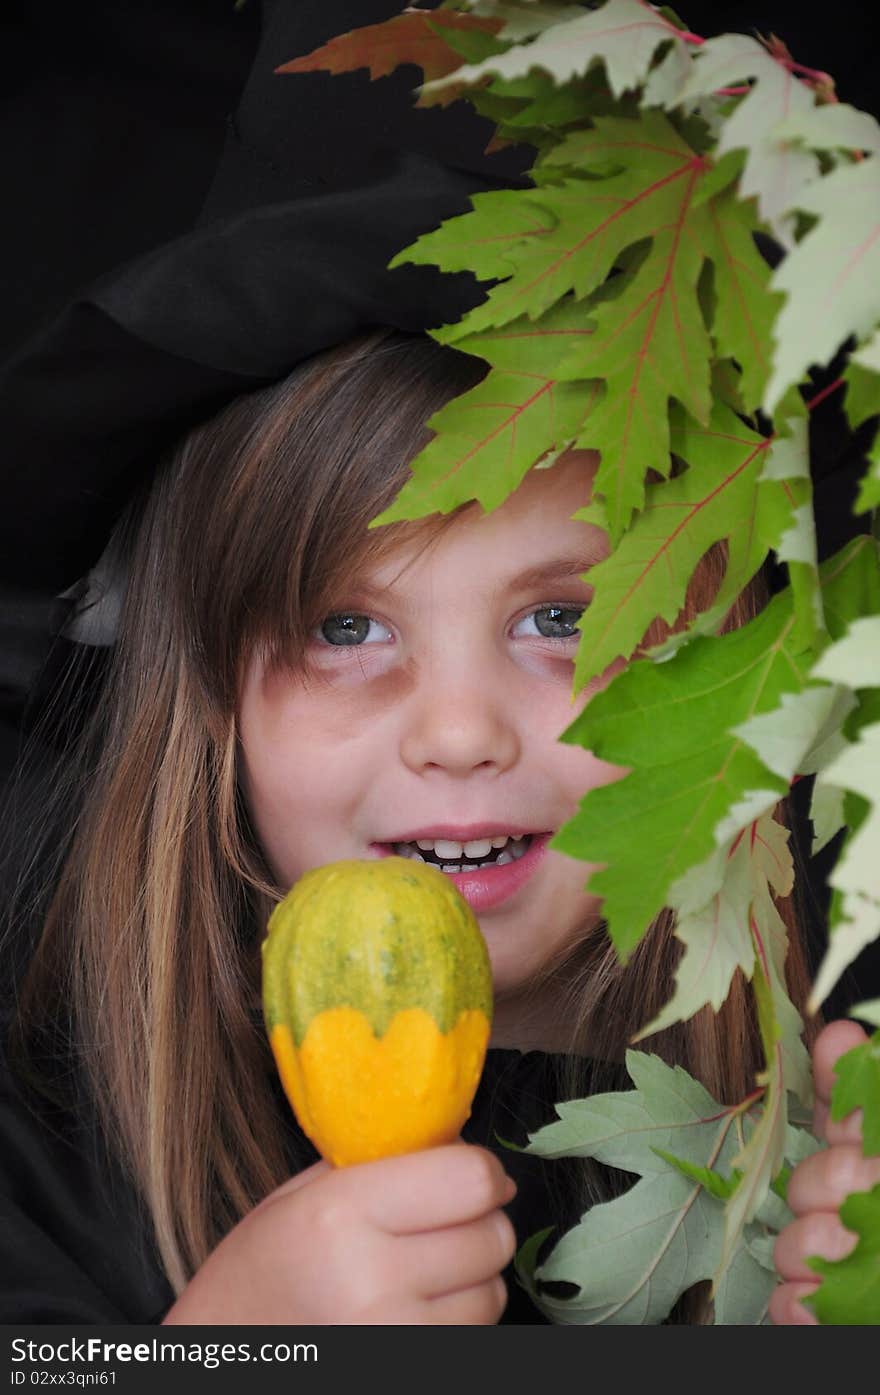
[386,832,543,873]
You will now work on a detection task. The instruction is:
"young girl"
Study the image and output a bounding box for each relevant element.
[1,328,875,1326]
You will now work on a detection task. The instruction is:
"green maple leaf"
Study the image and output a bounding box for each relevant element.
[554,536,877,961]
[389,185,557,282]
[843,329,880,432]
[556,595,800,959]
[764,159,880,414]
[419,0,685,101]
[678,33,820,247]
[829,1031,880,1156]
[387,108,780,540]
[806,1184,880,1324]
[369,300,601,525]
[698,187,785,410]
[275,7,506,84]
[569,403,808,690]
[464,109,715,543]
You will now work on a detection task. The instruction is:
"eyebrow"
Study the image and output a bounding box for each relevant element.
[347,554,600,607]
[501,555,601,592]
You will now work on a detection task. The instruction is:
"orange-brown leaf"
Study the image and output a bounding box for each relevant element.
[275,10,503,85]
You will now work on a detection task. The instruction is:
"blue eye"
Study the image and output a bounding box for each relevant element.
[517,605,585,640]
[317,614,391,646]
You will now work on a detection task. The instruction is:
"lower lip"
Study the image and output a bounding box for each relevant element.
[373,835,552,911]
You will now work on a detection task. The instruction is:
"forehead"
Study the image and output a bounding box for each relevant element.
[372,449,602,584]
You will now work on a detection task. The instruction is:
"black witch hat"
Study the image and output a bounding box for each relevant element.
[0,0,536,721]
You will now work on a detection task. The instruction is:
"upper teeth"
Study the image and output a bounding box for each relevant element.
[416,836,513,859]
[415,831,518,853]
[393,834,531,868]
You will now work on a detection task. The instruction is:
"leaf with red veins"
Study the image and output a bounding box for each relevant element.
[569,401,776,690]
[369,301,602,525]
[388,186,557,283]
[415,111,713,537]
[417,0,686,102]
[275,9,505,84]
[678,32,820,247]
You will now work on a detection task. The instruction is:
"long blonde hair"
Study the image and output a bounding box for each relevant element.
[5,329,818,1310]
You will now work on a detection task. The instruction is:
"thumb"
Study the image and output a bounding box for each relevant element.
[811,1019,869,1142]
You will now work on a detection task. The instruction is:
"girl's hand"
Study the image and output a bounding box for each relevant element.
[162,1142,517,1325]
[770,1019,880,1324]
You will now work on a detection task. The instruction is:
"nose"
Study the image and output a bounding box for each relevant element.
[399,658,521,778]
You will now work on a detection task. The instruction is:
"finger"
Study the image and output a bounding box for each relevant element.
[811,1020,869,1139]
[768,1282,819,1326]
[400,1209,517,1299]
[787,1144,880,1216]
[337,1144,517,1235]
[423,1275,509,1325]
[773,1212,858,1282]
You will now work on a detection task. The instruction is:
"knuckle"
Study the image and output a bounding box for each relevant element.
[828,1144,873,1199]
[466,1148,503,1209]
[487,1274,509,1322]
[493,1209,517,1265]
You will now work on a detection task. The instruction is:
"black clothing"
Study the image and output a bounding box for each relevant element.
[1,957,596,1324]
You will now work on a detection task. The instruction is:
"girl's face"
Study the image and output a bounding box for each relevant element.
[237,452,625,1046]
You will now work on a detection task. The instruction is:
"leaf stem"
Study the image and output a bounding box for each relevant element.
[805,376,845,412]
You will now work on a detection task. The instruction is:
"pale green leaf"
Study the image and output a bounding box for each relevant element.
[467,1,588,46]
[812,615,880,688]
[524,1050,731,1175]
[633,829,758,1038]
[851,999,880,1029]
[808,622,880,1007]
[732,684,855,786]
[678,33,819,245]
[719,954,788,1277]
[419,0,684,100]
[764,159,880,413]
[635,811,811,1098]
[532,1171,722,1324]
[713,1233,777,1323]
[774,103,880,159]
[810,781,848,856]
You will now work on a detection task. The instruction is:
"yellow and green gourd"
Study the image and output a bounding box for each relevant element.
[262,856,493,1167]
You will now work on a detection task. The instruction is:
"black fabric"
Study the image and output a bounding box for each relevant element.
[0,1025,594,1325]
